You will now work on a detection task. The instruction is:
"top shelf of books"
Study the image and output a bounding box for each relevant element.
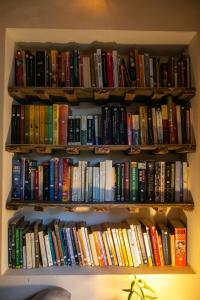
[12,47,195,104]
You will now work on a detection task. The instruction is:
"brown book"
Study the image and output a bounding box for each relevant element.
[53,220,64,266]
[139,106,148,145]
[20,105,25,144]
[139,54,145,87]
[33,220,42,268]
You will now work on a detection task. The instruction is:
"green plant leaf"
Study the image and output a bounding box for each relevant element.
[143,295,158,300]
[138,280,156,294]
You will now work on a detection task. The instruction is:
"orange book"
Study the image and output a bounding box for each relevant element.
[62,158,69,202]
[170,220,187,267]
[91,226,104,266]
[157,234,165,266]
[115,226,125,266]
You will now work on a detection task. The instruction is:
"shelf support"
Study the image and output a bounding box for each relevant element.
[36,147,52,154]
[95,147,110,155]
[128,146,141,155]
[128,207,140,214]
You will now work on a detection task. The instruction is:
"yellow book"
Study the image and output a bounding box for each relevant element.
[29,104,34,144]
[44,105,49,144]
[115,227,125,266]
[39,105,45,144]
[34,105,40,144]
[77,225,87,266]
[102,231,112,266]
[88,232,99,266]
[106,225,118,266]
[53,104,59,144]
[170,233,175,266]
[91,228,103,266]
[118,227,129,267]
[121,225,134,267]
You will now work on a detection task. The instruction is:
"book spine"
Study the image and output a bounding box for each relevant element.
[127,113,133,145]
[12,159,21,199]
[124,161,130,201]
[38,231,48,267]
[147,161,154,202]
[147,106,154,144]
[138,162,146,202]
[150,226,161,266]
[175,227,187,266]
[39,105,45,144]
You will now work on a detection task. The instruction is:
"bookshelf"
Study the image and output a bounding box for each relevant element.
[1,28,199,276]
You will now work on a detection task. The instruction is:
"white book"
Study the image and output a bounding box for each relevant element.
[96,167,100,202]
[96,49,103,88]
[81,115,87,145]
[88,233,99,266]
[81,161,87,202]
[111,228,122,266]
[72,166,78,202]
[183,162,189,202]
[112,167,116,201]
[105,231,114,265]
[83,55,91,88]
[176,105,182,144]
[160,161,165,203]
[143,232,152,266]
[86,115,94,146]
[88,167,93,202]
[100,161,106,202]
[80,225,92,266]
[44,234,53,267]
[152,107,158,144]
[112,50,119,88]
[30,232,35,268]
[92,167,96,201]
[38,231,48,268]
[149,57,154,88]
[23,246,27,269]
[126,228,140,267]
[25,232,32,269]
[105,160,113,201]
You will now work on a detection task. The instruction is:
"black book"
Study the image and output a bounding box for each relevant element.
[141,219,155,266]
[147,106,154,145]
[59,223,71,266]
[36,51,45,87]
[69,225,79,265]
[43,161,50,201]
[115,163,121,202]
[74,117,81,144]
[155,161,161,202]
[160,63,168,87]
[11,105,17,144]
[18,220,29,268]
[111,106,119,145]
[25,51,35,86]
[87,116,94,145]
[119,106,126,145]
[138,162,147,202]
[157,223,172,265]
[73,49,79,87]
[147,161,154,202]
[102,106,111,145]
[46,51,51,87]
[101,51,108,87]
[68,117,75,144]
[120,163,125,201]
[128,53,136,87]
[70,51,74,87]
[24,159,31,200]
[144,53,150,87]
[29,160,37,201]
[181,106,187,143]
[121,58,131,87]
[165,162,172,202]
[16,105,20,144]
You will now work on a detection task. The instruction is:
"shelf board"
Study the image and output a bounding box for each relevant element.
[6,201,194,212]
[4,265,195,276]
[8,87,195,104]
[5,143,196,155]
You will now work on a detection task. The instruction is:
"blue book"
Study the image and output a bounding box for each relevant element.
[48,230,57,265]
[50,158,55,201]
[48,106,53,144]
[58,158,63,201]
[24,159,31,200]
[58,227,68,265]
[29,160,37,201]
[20,158,26,200]
[12,159,21,199]
[62,227,72,266]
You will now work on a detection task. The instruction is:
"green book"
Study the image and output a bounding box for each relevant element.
[44,105,49,144]
[24,105,30,144]
[130,161,138,201]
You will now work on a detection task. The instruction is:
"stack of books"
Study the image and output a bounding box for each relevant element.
[11,100,193,145]
[15,48,192,88]
[8,215,187,269]
[12,159,190,203]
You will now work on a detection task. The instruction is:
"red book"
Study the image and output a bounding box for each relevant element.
[52,231,61,266]
[34,169,39,201]
[79,53,84,87]
[127,113,132,145]
[149,224,161,266]
[170,220,187,266]
[106,50,114,87]
[61,52,66,87]
[59,105,68,144]
[65,51,70,87]
[15,50,23,86]
[62,158,69,202]
[124,161,130,202]
[20,105,25,144]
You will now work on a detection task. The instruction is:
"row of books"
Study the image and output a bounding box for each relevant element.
[11,100,193,145]
[12,159,190,203]
[15,49,192,88]
[8,215,187,269]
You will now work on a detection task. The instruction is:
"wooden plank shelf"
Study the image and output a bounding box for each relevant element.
[5,143,196,155]
[8,87,196,104]
[4,265,195,276]
[6,200,194,212]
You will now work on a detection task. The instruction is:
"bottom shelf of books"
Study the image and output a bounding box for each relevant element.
[8,215,192,274]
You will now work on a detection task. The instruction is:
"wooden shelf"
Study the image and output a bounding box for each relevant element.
[4,265,195,276]
[5,143,196,155]
[6,200,194,213]
[8,87,195,104]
